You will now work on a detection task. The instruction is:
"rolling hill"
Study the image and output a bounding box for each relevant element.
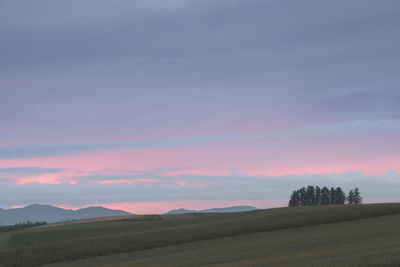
[1,203,400,266]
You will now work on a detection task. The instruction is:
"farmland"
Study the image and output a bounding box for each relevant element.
[1,203,400,266]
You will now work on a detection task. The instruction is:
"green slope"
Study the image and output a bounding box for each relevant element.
[1,203,400,266]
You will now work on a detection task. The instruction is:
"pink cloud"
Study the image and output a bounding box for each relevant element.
[96,178,161,184]
[1,131,399,185]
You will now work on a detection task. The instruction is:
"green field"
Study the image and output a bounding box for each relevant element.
[1,203,400,266]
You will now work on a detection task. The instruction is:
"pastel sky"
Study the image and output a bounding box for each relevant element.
[1,0,400,214]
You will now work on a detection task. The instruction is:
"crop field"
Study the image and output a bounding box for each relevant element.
[1,203,400,266]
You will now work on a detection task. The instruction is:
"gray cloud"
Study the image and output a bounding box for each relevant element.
[0,134,233,158]
[0,178,13,184]
[0,0,399,143]
[0,167,62,177]
[2,117,399,159]
[268,119,400,137]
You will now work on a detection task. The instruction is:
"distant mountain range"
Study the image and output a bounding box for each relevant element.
[165,205,258,214]
[0,204,133,226]
[0,204,259,226]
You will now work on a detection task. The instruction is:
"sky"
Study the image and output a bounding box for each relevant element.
[1,0,400,214]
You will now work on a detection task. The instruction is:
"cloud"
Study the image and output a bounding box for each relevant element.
[69,173,164,183]
[0,167,62,177]
[230,169,251,177]
[0,134,234,158]
[1,118,399,159]
[0,178,13,184]
[268,119,400,137]
[0,0,399,145]
[1,170,399,209]
[150,166,195,173]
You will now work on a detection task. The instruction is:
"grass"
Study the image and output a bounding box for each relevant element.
[1,203,400,266]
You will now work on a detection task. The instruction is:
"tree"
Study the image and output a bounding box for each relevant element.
[335,187,346,204]
[299,187,306,206]
[306,186,316,206]
[353,187,362,204]
[289,190,298,206]
[315,186,321,205]
[330,187,336,204]
[347,189,355,204]
[288,185,359,207]
[321,186,331,205]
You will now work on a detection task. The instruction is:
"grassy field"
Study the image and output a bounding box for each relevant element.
[1,203,400,266]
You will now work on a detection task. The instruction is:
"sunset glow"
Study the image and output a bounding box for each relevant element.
[1,0,399,213]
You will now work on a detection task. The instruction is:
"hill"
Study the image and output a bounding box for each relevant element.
[165,208,197,214]
[165,205,258,214]
[1,203,400,266]
[200,205,258,213]
[0,204,132,225]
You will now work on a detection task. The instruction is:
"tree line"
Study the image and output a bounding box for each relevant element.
[0,221,47,233]
[289,186,362,206]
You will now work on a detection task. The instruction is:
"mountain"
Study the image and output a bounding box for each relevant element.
[73,206,131,219]
[200,206,259,213]
[0,204,132,225]
[165,205,258,214]
[0,205,259,225]
[165,208,197,214]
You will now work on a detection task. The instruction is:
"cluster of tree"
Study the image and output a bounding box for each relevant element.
[0,221,47,233]
[347,188,362,204]
[289,186,362,206]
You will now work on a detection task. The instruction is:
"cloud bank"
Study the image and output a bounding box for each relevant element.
[269,119,400,137]
[1,119,399,159]
[0,134,233,158]
[1,170,399,210]
[0,167,61,177]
